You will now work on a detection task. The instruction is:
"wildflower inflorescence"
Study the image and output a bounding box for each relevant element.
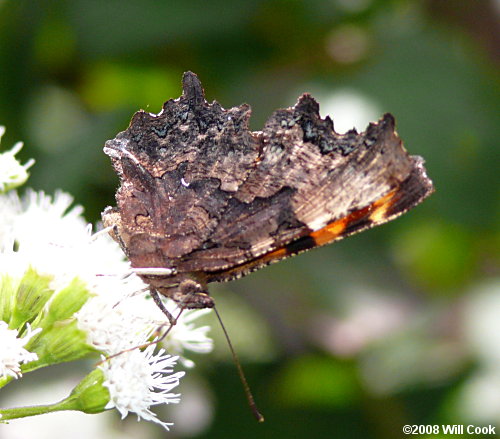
[0,127,213,430]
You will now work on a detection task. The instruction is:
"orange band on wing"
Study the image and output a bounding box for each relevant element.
[310,189,397,246]
[207,189,398,282]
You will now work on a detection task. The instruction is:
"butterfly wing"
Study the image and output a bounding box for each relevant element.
[103,72,433,283]
[178,95,433,280]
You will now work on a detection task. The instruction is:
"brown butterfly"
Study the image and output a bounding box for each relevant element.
[102,71,434,314]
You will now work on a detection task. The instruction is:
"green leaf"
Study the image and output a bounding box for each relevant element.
[271,354,361,408]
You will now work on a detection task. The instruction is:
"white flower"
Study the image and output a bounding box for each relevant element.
[154,303,214,368]
[100,346,185,430]
[75,292,157,355]
[0,322,42,379]
[76,289,214,365]
[0,126,35,193]
[109,293,214,367]
[0,190,134,293]
[166,309,214,362]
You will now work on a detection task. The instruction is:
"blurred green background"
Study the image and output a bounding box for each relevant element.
[0,0,499,438]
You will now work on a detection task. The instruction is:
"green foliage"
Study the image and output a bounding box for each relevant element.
[271,354,361,408]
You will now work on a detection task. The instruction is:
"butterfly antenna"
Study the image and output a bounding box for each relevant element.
[213,305,265,423]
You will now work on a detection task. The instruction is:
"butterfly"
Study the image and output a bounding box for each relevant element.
[102,71,434,314]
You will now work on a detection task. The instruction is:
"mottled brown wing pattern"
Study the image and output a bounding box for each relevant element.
[182,96,433,279]
[102,72,434,307]
[103,73,260,273]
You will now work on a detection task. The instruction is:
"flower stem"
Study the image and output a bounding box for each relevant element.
[0,395,79,421]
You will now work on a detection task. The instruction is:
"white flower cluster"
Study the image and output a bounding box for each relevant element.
[0,128,213,430]
[0,189,132,292]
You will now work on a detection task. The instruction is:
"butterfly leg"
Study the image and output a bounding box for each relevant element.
[150,288,177,325]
